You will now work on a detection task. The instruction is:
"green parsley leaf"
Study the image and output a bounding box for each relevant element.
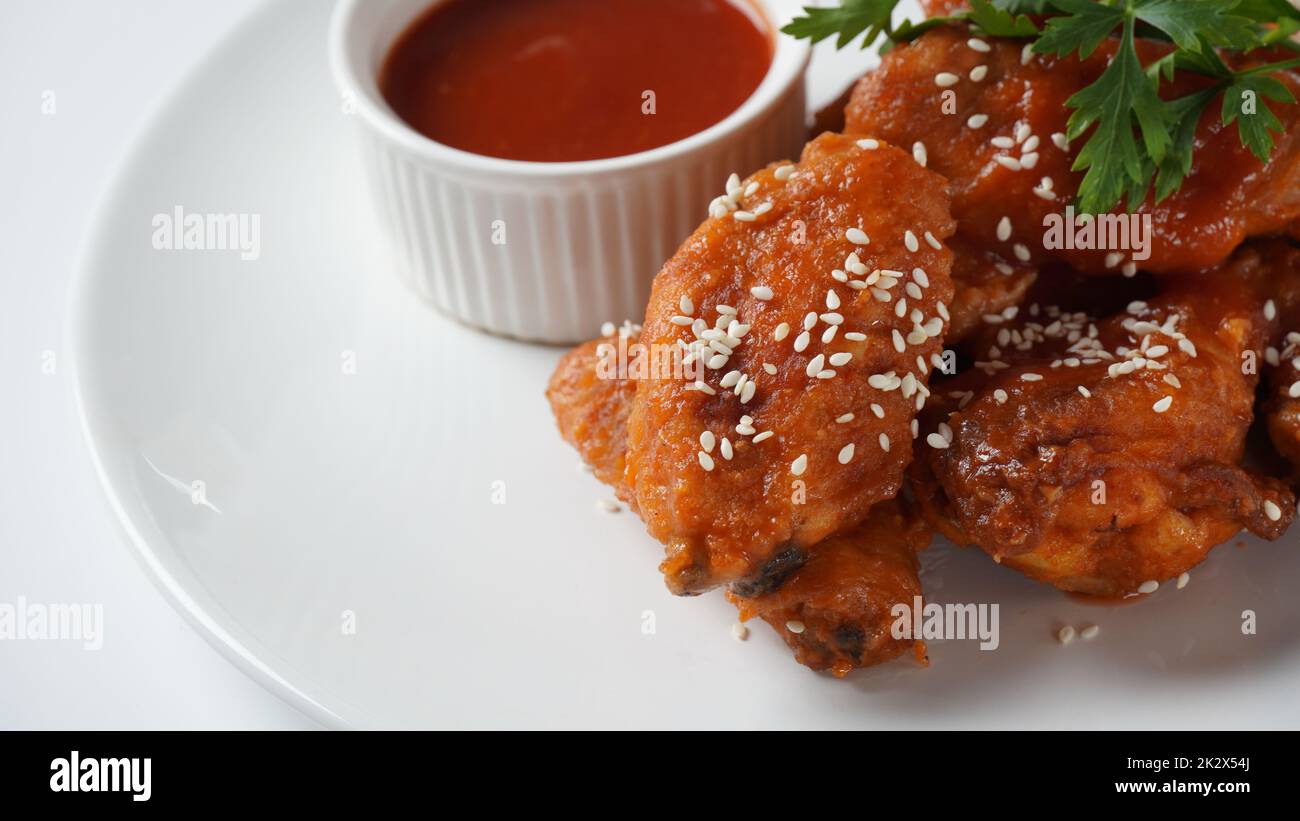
[1222,73,1297,161]
[780,0,901,49]
[1066,17,1173,212]
[1034,0,1125,59]
[968,0,1040,38]
[1132,0,1256,53]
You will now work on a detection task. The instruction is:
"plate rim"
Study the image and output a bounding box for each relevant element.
[67,0,354,729]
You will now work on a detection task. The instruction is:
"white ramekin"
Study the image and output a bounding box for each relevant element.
[330,0,811,344]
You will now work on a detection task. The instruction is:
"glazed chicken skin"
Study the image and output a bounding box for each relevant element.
[1257,239,1300,470]
[728,500,929,676]
[625,133,956,596]
[844,25,1300,275]
[910,242,1298,597]
[546,333,931,675]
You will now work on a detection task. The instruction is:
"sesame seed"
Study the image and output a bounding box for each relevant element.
[1164,374,1181,389]
[740,381,756,404]
[752,431,774,443]
[845,331,867,342]
[693,381,716,396]
[679,296,694,314]
[1104,252,1123,269]
[826,290,841,310]
[700,431,716,452]
[750,285,773,300]
[1021,372,1043,381]
[913,142,928,167]
[1057,625,1076,645]
[836,412,854,423]
[1016,123,1031,143]
[838,443,855,464]
[935,72,960,87]
[1152,396,1172,413]
[970,65,988,82]
[717,304,737,315]
[821,312,844,325]
[1013,243,1031,261]
[774,322,790,341]
[1078,386,1091,398]
[791,454,807,476]
[994,389,1008,404]
[1051,132,1069,150]
[1179,338,1197,357]
[856,138,879,150]
[733,210,756,222]
[706,354,728,369]
[1022,135,1040,153]
[1265,500,1282,521]
[698,451,715,471]
[967,113,989,129]
[1021,43,1034,64]
[892,329,906,353]
[995,155,1022,171]
[1266,299,1277,321]
[904,231,920,252]
[877,433,891,452]
[968,37,991,52]
[923,232,942,250]
[1289,380,1300,398]
[1080,624,1100,640]
[720,437,734,460]
[763,363,777,375]
[829,352,852,366]
[816,369,836,379]
[671,315,694,326]
[596,498,621,513]
[822,325,838,343]
[926,433,949,449]
[996,216,1012,242]
[1176,572,1190,589]
[786,620,805,634]
[1020,152,1038,169]
[793,331,810,352]
[732,622,749,640]
[804,311,818,331]
[774,164,794,181]
[846,227,870,245]
[806,354,825,378]
[870,403,885,418]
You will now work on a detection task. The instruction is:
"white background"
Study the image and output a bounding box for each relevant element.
[0,0,316,729]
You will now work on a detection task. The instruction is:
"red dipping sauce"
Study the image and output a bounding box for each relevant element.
[379,0,774,162]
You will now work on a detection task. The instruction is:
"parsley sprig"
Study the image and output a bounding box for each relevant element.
[783,0,1300,214]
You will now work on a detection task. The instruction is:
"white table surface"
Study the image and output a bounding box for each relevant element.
[0,0,318,729]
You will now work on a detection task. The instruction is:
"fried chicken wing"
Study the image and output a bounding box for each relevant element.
[911,243,1297,597]
[545,332,640,508]
[844,25,1300,275]
[547,334,931,675]
[625,133,956,596]
[728,500,929,676]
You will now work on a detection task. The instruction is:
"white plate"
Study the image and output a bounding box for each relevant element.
[71,0,1300,729]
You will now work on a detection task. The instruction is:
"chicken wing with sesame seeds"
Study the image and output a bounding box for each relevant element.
[909,242,1297,597]
[843,25,1300,275]
[546,336,932,676]
[625,132,956,596]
